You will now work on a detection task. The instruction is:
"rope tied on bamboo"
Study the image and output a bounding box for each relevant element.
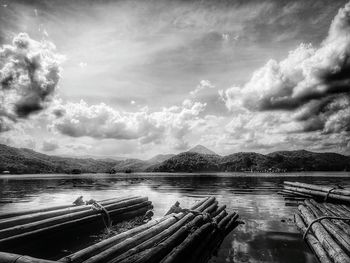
[323,185,344,202]
[72,196,112,231]
[303,215,350,240]
[90,201,112,230]
[12,255,24,263]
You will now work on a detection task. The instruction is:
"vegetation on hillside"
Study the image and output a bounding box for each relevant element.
[0,144,349,174]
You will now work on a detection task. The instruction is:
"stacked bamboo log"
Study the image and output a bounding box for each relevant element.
[281,181,350,204]
[0,196,152,247]
[295,199,350,263]
[59,196,241,263]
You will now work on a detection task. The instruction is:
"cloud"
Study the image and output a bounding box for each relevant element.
[41,139,59,151]
[0,33,63,131]
[190,80,215,96]
[49,99,206,150]
[222,2,350,134]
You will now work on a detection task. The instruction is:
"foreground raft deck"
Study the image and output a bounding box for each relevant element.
[281,181,350,263]
[0,197,241,263]
[0,196,152,251]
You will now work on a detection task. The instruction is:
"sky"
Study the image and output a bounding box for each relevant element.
[0,0,349,159]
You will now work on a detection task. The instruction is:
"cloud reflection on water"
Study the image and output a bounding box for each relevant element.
[1,173,349,262]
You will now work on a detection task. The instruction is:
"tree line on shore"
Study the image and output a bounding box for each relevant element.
[0,144,349,174]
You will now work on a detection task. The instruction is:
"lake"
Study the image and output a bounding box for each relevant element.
[0,172,349,263]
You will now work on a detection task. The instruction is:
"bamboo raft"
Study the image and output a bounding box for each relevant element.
[0,196,152,248]
[0,197,241,263]
[282,181,350,204]
[281,182,350,263]
[295,199,350,263]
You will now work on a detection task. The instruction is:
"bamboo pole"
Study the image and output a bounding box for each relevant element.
[211,205,226,218]
[113,200,224,263]
[341,205,350,216]
[284,182,350,196]
[0,197,136,221]
[190,214,240,263]
[0,202,152,246]
[160,222,215,263]
[126,209,230,263]
[309,200,350,236]
[327,203,350,218]
[60,197,210,263]
[298,204,350,263]
[202,201,218,214]
[0,198,148,239]
[284,186,350,203]
[190,197,210,210]
[304,200,350,253]
[0,196,141,229]
[0,252,58,263]
[294,214,332,263]
[82,198,216,263]
[281,189,313,198]
[108,213,200,263]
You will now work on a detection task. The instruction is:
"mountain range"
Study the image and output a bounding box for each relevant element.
[0,144,349,174]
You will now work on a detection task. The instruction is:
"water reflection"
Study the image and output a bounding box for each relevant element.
[0,172,349,262]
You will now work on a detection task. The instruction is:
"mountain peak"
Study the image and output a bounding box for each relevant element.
[187,145,217,155]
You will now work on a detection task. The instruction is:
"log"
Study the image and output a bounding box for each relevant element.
[0,197,136,221]
[281,189,313,198]
[211,205,226,218]
[294,214,332,263]
[304,200,350,253]
[341,204,350,213]
[298,204,350,263]
[309,200,350,236]
[187,211,239,263]
[202,201,218,214]
[284,182,350,196]
[0,197,148,239]
[127,208,230,263]
[82,198,216,263]
[60,197,210,263]
[0,196,141,229]
[160,222,215,263]
[59,216,170,263]
[109,213,203,263]
[327,203,350,218]
[0,202,152,246]
[195,197,216,212]
[284,186,350,203]
[0,252,57,263]
[190,197,210,210]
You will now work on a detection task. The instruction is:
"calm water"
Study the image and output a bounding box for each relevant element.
[0,172,350,262]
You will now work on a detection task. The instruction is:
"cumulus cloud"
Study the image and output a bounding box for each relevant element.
[49,99,206,150]
[222,2,350,134]
[0,33,63,131]
[190,80,215,96]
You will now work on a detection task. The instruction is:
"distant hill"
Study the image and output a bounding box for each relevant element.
[149,152,221,172]
[187,145,218,155]
[147,154,175,164]
[110,154,174,173]
[0,144,118,174]
[110,159,150,173]
[0,144,349,174]
[266,150,350,171]
[149,150,350,172]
